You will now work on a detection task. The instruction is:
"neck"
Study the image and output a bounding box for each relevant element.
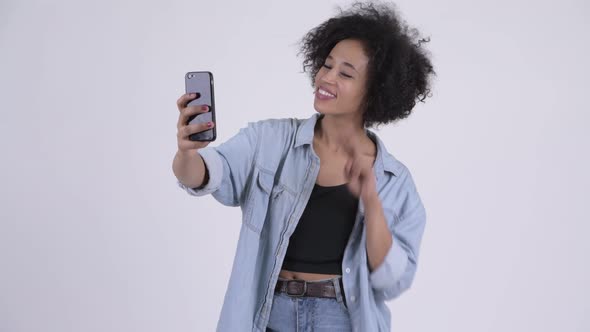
[314,113,367,153]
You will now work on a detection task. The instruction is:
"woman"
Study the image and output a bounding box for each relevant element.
[173,2,434,331]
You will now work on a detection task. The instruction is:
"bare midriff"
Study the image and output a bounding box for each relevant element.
[278,269,341,281]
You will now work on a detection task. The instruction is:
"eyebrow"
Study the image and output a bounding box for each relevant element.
[326,55,358,73]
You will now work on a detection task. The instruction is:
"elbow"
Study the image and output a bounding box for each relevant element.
[368,238,419,302]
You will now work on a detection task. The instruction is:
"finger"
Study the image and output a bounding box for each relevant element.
[178,139,210,151]
[346,178,361,198]
[176,92,201,112]
[344,159,352,179]
[350,160,363,181]
[178,121,215,139]
[177,104,210,128]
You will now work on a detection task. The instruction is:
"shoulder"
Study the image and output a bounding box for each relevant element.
[378,153,426,224]
[371,131,421,198]
[369,130,410,180]
[243,117,303,140]
[385,152,418,190]
[243,117,297,131]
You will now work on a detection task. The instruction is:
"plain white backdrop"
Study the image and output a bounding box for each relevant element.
[1,0,589,331]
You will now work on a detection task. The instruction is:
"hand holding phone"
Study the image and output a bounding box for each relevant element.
[184,71,216,141]
[176,93,215,153]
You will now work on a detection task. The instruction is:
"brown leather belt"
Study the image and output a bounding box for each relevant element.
[274,278,344,298]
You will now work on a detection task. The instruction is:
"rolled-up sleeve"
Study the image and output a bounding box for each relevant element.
[177,147,224,196]
[176,121,260,207]
[368,234,409,290]
[369,168,427,301]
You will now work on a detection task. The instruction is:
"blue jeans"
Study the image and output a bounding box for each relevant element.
[266,277,352,332]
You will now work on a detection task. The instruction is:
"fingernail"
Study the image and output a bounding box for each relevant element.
[207,122,212,127]
[201,105,209,111]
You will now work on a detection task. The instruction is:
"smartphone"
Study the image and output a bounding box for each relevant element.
[185,71,216,141]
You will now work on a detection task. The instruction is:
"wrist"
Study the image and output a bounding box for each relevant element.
[363,191,380,207]
[177,149,197,158]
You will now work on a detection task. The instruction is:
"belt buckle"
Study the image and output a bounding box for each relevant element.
[286,279,307,297]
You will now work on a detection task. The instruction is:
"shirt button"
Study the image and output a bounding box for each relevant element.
[350,295,356,302]
[345,268,351,274]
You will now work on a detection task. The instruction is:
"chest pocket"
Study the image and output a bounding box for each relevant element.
[244,167,284,234]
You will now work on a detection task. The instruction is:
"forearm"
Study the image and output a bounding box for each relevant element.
[173,150,208,189]
[364,192,393,272]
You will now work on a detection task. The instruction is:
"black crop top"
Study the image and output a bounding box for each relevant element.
[281,182,359,275]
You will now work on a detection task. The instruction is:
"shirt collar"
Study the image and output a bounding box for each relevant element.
[294,113,400,177]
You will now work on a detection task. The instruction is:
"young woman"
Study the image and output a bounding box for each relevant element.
[173,2,434,331]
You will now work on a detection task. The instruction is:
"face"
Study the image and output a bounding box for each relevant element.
[313,39,370,120]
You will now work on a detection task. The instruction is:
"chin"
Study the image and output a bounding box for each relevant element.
[313,101,332,115]
[314,107,339,117]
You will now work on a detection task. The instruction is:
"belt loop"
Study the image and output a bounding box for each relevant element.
[333,276,345,301]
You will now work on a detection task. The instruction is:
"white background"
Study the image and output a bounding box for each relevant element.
[1,0,589,331]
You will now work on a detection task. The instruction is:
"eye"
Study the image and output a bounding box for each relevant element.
[322,64,352,78]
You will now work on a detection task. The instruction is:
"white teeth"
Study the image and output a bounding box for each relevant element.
[319,88,335,97]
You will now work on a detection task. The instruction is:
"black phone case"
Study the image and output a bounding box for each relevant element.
[185,71,216,141]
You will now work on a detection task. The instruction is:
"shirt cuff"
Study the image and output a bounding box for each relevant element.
[176,147,223,196]
[368,235,409,290]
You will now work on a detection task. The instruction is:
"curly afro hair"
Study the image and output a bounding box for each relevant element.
[297,1,435,128]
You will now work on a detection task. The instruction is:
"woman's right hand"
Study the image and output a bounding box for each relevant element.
[176,93,215,153]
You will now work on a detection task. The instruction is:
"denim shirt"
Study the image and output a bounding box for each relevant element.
[177,113,426,332]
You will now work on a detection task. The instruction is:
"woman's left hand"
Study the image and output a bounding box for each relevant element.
[342,139,378,203]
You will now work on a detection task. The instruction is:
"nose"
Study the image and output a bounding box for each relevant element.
[320,67,338,84]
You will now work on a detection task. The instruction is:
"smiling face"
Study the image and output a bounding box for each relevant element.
[313,39,370,120]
